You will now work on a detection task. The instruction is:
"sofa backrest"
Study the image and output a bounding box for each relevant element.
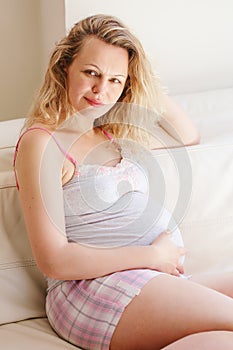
[0,118,46,325]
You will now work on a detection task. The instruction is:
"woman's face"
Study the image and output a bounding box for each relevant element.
[66,36,129,112]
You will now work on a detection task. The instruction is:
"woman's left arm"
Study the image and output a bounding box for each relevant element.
[151,93,201,149]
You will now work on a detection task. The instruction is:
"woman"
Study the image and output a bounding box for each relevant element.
[14,14,233,350]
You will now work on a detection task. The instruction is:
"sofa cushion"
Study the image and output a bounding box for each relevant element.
[0,118,25,148]
[0,118,47,325]
[0,318,78,349]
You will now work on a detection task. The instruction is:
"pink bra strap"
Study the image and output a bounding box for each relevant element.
[99,127,122,153]
[13,126,77,190]
[99,127,114,141]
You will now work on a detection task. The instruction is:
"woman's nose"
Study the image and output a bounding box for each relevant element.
[92,79,107,95]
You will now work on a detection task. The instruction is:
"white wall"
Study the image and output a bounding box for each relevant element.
[39,0,66,75]
[0,0,40,121]
[65,0,233,95]
[0,0,66,121]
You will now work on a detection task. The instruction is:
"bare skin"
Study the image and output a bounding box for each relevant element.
[162,331,233,350]
[110,273,233,350]
[190,271,233,298]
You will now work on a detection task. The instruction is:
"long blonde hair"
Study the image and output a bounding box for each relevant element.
[25,14,165,146]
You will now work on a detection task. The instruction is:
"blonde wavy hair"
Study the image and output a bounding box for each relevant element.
[25,14,165,146]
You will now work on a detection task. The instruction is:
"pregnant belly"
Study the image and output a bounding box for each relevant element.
[65,191,184,251]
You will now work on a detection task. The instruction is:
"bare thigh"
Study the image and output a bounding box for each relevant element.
[162,331,233,350]
[190,271,233,298]
[110,274,233,350]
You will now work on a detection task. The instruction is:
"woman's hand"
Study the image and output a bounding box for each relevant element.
[148,231,187,276]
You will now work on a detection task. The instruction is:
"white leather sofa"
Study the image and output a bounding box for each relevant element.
[0,87,233,349]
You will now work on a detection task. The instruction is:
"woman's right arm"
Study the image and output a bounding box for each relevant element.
[15,129,185,280]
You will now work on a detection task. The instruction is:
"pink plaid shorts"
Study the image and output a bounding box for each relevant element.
[46,269,162,350]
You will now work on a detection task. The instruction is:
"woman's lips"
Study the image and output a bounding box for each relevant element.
[84,97,104,107]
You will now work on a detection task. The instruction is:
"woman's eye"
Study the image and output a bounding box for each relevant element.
[111,78,121,84]
[85,70,98,77]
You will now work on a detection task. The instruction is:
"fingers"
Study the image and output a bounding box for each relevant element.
[172,269,181,277]
[169,256,185,276]
[177,263,184,275]
[165,261,184,277]
[170,262,184,276]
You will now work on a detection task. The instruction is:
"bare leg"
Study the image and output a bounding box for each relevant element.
[190,271,233,298]
[162,331,233,350]
[110,274,233,350]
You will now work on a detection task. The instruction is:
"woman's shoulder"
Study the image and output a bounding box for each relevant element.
[14,123,65,191]
[15,123,63,168]
[21,121,61,144]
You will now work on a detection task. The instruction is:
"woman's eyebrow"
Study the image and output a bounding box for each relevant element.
[84,63,127,78]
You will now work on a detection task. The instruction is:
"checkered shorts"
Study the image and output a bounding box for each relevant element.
[46,269,162,350]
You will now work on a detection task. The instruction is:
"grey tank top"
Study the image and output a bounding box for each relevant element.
[47,142,184,291]
[14,126,183,292]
